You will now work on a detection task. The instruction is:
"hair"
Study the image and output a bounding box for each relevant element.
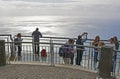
[94,35,100,42]
[68,38,74,44]
[109,38,114,44]
[113,36,118,42]
[17,33,21,37]
[99,42,105,46]
[78,35,82,39]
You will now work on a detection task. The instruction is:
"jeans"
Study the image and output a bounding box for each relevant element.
[93,50,98,70]
[76,50,83,65]
[112,53,117,73]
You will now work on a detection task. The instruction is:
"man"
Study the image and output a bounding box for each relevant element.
[76,32,88,66]
[32,28,42,57]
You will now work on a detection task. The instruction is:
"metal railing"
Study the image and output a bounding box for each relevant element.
[0,34,120,78]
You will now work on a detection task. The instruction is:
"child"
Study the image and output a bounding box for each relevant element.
[41,49,47,62]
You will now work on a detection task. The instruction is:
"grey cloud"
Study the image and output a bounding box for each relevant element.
[0,0,120,18]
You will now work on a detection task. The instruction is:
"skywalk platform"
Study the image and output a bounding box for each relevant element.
[0,64,98,79]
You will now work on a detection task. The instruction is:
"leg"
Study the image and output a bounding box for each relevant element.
[63,57,69,65]
[18,46,21,56]
[18,46,22,60]
[76,50,81,65]
[36,43,39,57]
[70,53,74,65]
[94,51,98,70]
[79,50,83,65]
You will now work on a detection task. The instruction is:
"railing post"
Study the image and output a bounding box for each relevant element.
[50,38,54,66]
[99,46,113,78]
[10,38,16,61]
[0,40,6,66]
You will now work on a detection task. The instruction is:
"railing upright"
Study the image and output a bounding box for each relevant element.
[50,37,54,66]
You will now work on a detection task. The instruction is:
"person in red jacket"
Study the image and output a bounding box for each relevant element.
[41,49,47,62]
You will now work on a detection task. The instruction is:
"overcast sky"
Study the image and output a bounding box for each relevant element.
[0,0,120,18]
[0,0,120,39]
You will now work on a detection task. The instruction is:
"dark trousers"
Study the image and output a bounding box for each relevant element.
[76,50,83,65]
[70,53,74,65]
[18,46,22,56]
[34,43,39,57]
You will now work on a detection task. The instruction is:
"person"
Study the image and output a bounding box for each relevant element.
[32,28,42,57]
[41,49,47,62]
[14,33,23,60]
[68,38,75,65]
[110,37,119,74]
[98,41,105,60]
[92,35,100,70]
[97,41,105,70]
[62,39,74,65]
[113,36,119,61]
[109,37,116,74]
[76,32,88,66]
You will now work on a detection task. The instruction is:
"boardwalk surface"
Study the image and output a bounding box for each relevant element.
[0,64,98,79]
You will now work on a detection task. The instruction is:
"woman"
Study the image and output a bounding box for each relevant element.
[62,39,74,65]
[68,39,75,65]
[112,36,119,73]
[92,35,100,70]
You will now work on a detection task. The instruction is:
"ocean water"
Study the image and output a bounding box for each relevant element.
[0,0,120,40]
[1,15,120,40]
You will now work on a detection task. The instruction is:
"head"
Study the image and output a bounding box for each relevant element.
[113,36,118,42]
[17,33,21,37]
[94,35,100,42]
[109,38,114,44]
[68,38,74,44]
[36,28,39,31]
[42,49,46,52]
[78,35,82,39]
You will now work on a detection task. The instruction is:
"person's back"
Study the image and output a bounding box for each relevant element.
[32,28,42,58]
[32,28,42,42]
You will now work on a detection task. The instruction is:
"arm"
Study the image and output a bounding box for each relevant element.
[81,32,88,42]
[39,32,42,38]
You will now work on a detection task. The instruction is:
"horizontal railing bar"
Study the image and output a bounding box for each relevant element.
[5,41,99,49]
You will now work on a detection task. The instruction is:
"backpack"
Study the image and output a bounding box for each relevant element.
[14,38,19,45]
[59,44,70,57]
[41,49,47,57]
[59,47,63,57]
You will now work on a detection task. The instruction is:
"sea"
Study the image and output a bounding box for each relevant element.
[0,0,120,40]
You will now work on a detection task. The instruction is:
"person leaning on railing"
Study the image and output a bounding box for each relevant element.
[109,37,116,73]
[113,36,119,61]
[14,33,23,60]
[92,35,100,70]
[62,38,74,65]
[32,28,42,57]
[68,38,75,65]
[97,41,105,69]
[110,36,119,74]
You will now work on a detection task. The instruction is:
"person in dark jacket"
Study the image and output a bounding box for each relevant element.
[76,32,88,66]
[14,33,23,60]
[32,28,42,57]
